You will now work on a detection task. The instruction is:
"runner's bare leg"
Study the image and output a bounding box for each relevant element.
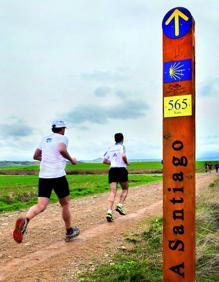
[59,196,71,229]
[108,182,117,210]
[119,182,128,204]
[26,197,49,219]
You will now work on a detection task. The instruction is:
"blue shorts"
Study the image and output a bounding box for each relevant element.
[38,176,70,199]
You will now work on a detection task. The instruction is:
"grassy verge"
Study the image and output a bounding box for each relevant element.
[79,218,163,282]
[196,177,219,281]
[79,178,219,282]
[0,174,162,213]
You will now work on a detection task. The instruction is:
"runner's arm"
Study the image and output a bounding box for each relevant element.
[102,150,110,165]
[122,154,129,165]
[58,143,77,165]
[103,158,111,165]
[33,148,42,161]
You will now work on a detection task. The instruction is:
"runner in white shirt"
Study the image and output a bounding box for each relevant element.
[13,120,80,243]
[103,133,129,222]
[38,132,69,179]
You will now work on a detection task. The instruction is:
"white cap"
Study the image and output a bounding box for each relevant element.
[51,120,67,128]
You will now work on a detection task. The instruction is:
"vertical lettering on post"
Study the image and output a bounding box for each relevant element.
[162,6,196,282]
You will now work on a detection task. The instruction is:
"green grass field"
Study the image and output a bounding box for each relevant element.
[1,160,218,172]
[0,160,217,213]
[0,161,163,171]
[0,174,162,213]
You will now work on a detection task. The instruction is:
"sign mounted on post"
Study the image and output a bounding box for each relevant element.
[162,7,196,282]
[164,94,192,118]
[162,7,193,39]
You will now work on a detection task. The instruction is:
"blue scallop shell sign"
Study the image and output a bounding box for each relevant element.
[162,7,193,39]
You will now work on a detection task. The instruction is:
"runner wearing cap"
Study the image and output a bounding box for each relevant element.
[13,120,80,243]
[103,133,129,222]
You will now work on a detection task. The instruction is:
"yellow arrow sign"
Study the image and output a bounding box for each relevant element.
[165,9,189,36]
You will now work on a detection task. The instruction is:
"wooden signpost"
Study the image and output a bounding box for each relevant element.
[162,7,196,281]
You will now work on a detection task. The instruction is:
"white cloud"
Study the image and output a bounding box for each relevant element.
[94,87,112,97]
[199,77,219,97]
[64,95,149,125]
[0,118,33,139]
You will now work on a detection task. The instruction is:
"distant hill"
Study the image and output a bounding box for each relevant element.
[0,161,37,167]
[81,158,161,163]
[80,158,102,163]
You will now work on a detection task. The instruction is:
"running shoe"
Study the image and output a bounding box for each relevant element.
[106,211,113,222]
[13,217,28,243]
[115,204,126,215]
[65,226,80,242]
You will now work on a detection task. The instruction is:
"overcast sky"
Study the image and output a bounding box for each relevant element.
[0,0,218,161]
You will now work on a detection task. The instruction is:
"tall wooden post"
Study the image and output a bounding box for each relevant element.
[162,7,196,281]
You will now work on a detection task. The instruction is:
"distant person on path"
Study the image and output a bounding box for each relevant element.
[13,120,80,243]
[215,163,219,173]
[204,161,208,173]
[103,133,129,222]
[208,162,213,173]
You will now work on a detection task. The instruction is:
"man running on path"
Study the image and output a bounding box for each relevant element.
[103,133,129,222]
[13,120,80,243]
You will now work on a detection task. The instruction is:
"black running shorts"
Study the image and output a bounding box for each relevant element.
[38,176,70,199]
[108,167,128,184]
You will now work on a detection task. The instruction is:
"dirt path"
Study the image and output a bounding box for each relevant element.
[0,173,217,282]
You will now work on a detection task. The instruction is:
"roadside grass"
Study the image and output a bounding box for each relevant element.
[196,177,219,281]
[79,178,219,282]
[79,218,163,282]
[0,174,162,213]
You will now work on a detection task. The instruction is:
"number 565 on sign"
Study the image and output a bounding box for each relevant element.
[164,94,192,118]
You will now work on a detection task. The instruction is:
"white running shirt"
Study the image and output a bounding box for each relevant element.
[38,133,68,178]
[103,143,127,168]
